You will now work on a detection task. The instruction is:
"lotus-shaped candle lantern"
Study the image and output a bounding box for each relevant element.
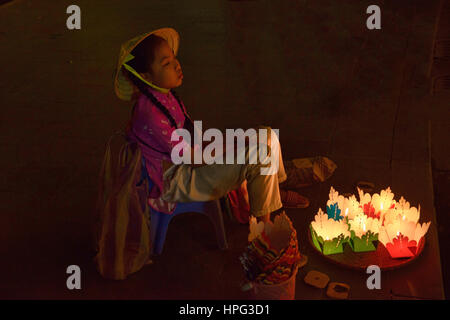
[336,194,360,221]
[357,187,396,220]
[310,208,351,255]
[327,187,361,221]
[378,219,430,258]
[348,213,382,252]
[383,196,420,225]
[326,187,345,221]
[310,186,431,259]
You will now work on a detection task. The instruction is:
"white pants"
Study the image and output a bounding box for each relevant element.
[161,128,287,217]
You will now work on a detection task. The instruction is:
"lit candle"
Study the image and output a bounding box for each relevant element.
[350,213,368,238]
[312,209,350,240]
[338,194,359,220]
[383,197,421,225]
[366,187,396,220]
[348,214,380,252]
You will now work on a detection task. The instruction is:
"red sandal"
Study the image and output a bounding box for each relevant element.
[280,189,310,209]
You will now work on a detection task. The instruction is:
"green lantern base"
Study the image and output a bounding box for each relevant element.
[349,237,376,252]
[348,231,378,252]
[310,224,345,255]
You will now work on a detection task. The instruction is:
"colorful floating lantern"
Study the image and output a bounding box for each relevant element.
[378,218,431,258]
[326,187,345,221]
[310,208,350,255]
[357,187,396,220]
[311,186,431,259]
[338,194,360,221]
[383,196,420,225]
[348,212,381,252]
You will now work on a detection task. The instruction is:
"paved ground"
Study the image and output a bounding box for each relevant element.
[430,0,450,300]
[0,0,447,299]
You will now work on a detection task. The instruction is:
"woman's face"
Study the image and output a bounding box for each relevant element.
[143,41,183,89]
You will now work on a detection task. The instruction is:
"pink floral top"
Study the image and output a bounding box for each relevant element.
[125,86,190,213]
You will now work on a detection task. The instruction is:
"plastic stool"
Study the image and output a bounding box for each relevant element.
[136,157,228,255]
[150,200,228,255]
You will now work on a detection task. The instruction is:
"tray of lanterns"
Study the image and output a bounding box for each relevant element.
[308,187,430,271]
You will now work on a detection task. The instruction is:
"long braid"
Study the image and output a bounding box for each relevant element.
[170,90,184,114]
[127,72,195,138]
[171,89,195,135]
[129,73,178,128]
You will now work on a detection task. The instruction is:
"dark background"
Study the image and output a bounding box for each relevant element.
[0,0,448,299]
